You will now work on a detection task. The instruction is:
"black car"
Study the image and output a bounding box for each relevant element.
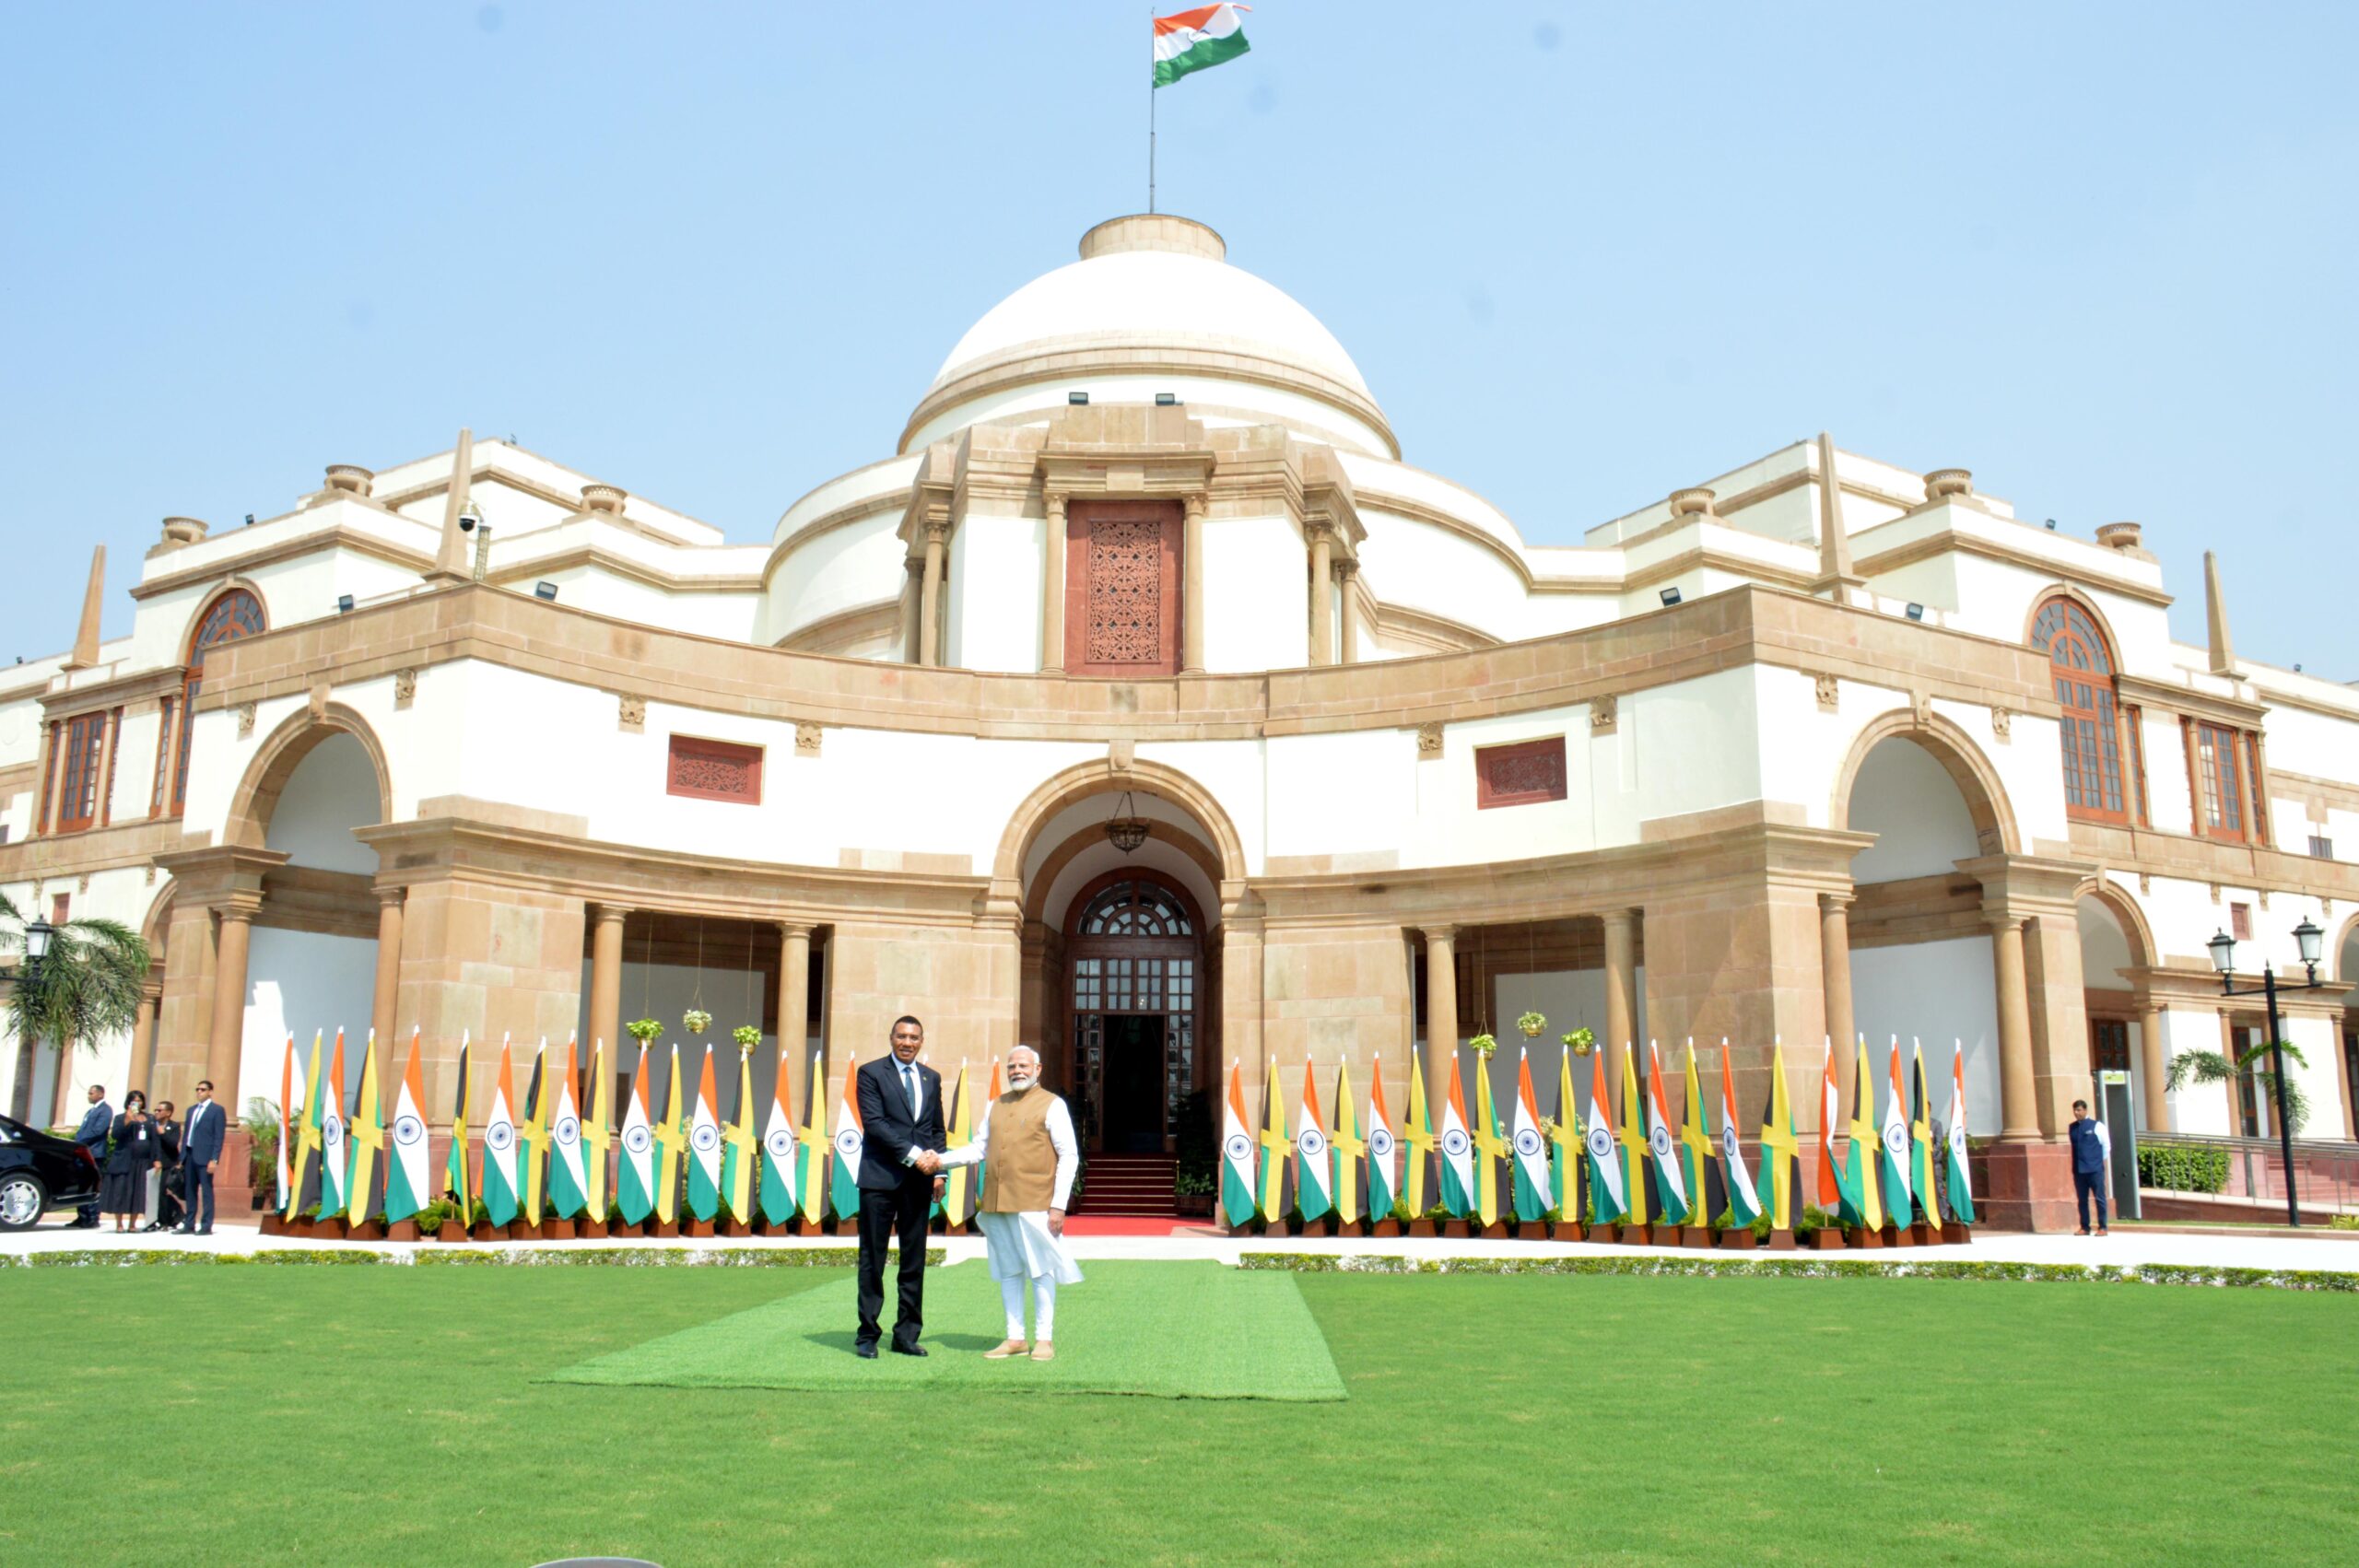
[0,1113,101,1230]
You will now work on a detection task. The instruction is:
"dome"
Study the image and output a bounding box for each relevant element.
[903,216,1395,458]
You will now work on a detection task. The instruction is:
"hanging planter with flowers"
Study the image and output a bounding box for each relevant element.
[682,1008,712,1036]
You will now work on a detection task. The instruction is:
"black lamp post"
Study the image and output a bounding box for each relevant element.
[14,919,53,1124]
[2207,916,2327,1228]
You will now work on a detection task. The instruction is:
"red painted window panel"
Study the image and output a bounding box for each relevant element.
[666,734,763,804]
[1064,500,1183,677]
[1475,735,1567,810]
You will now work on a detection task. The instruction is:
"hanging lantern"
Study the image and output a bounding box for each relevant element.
[1104,789,1151,855]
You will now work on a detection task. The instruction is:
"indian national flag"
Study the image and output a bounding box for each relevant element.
[290,1031,322,1217]
[346,1033,385,1223]
[1583,1049,1627,1223]
[1842,1036,1883,1230]
[1331,1061,1365,1226]
[1153,4,1250,88]
[1644,1042,1691,1223]
[275,1036,296,1214]
[1435,1055,1476,1218]
[1402,1051,1434,1216]
[1255,1059,1288,1222]
[1221,1060,1258,1226]
[1719,1042,1764,1229]
[1678,1043,1715,1226]
[441,1032,471,1209]
[1508,1049,1552,1223]
[1292,1062,1332,1222]
[546,1037,589,1221]
[1364,1059,1398,1223]
[480,1040,522,1227]
[581,1042,611,1222]
[1943,1044,1977,1224]
[1815,1037,1851,1218]
[760,1047,802,1226]
[797,1051,829,1224]
[316,1029,350,1221]
[686,1046,723,1223]
[830,1059,864,1221]
[1909,1041,1938,1227]
[1616,1044,1649,1226]
[616,1047,655,1226]
[383,1030,433,1225]
[1548,1048,1582,1221]
[720,1047,757,1225]
[654,1046,686,1223]
[1877,1040,1915,1229]
[1758,1039,1799,1231]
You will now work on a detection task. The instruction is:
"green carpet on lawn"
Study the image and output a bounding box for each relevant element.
[544,1258,1344,1400]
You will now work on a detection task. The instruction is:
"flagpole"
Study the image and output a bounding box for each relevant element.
[1147,6,1157,213]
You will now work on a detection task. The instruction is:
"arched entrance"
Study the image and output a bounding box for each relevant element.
[1064,871,1204,1153]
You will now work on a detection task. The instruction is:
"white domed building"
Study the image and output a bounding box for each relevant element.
[6,214,2357,1232]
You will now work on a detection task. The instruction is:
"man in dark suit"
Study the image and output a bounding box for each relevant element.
[177,1079,226,1236]
[72,1084,111,1228]
[853,1017,945,1358]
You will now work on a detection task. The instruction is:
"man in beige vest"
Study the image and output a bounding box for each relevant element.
[929,1045,1082,1361]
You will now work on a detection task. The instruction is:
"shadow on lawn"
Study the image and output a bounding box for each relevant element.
[804,1331,1007,1356]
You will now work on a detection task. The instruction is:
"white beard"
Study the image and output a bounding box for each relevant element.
[1006,1073,1037,1093]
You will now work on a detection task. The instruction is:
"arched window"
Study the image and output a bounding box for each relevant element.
[1075,879,1194,938]
[168,588,266,815]
[2030,596,2127,825]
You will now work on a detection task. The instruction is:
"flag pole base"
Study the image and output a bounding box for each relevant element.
[1440,1219,1473,1238]
[346,1218,384,1241]
[1942,1222,1973,1244]
[687,1218,716,1238]
[1909,1222,1937,1246]
[1766,1229,1796,1250]
[793,1217,826,1237]
[649,1218,680,1237]
[1679,1225,1713,1249]
[714,1216,748,1237]
[385,1220,418,1242]
[1407,1218,1438,1237]
[1585,1223,1616,1244]
[509,1221,543,1241]
[1370,1218,1402,1237]
[469,1222,511,1241]
[1478,1220,1509,1239]
[579,1217,608,1238]
[1877,1222,1910,1248]
[1810,1229,1846,1250]
[258,1213,286,1237]
[1718,1227,1758,1250]
[545,1219,578,1240]
[1843,1225,1882,1248]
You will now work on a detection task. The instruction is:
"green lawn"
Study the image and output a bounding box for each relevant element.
[3,1262,2353,1566]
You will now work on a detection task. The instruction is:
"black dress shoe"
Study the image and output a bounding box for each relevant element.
[890,1342,928,1358]
[854,1342,879,1360]
[195,1227,213,1235]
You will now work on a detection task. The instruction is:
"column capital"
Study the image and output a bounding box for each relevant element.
[1599,907,1638,931]
[1982,909,2027,935]
[593,902,632,927]
[1421,923,1459,946]
[923,520,952,546]
[775,919,815,941]
[1182,491,1208,521]
[375,885,408,909]
[1818,889,1855,914]
[214,893,264,924]
[1046,492,1069,521]
[1334,556,1358,579]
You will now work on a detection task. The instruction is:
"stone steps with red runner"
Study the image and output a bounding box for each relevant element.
[1074,1153,1178,1215]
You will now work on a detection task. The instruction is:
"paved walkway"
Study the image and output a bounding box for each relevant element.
[9,1216,2354,1273]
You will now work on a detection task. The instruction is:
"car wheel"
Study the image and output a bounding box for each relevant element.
[0,1173,48,1231]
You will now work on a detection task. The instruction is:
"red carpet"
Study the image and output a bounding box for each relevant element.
[1060,1215,1222,1237]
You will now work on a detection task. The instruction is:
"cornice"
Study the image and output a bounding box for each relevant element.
[2113,673,2270,729]
[2066,819,2359,901]
[1854,526,2174,609]
[484,546,763,596]
[129,525,436,602]
[37,666,183,718]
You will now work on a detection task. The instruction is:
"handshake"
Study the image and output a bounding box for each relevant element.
[912,1149,945,1176]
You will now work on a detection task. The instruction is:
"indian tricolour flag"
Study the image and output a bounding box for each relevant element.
[1221,1061,1258,1227]
[1644,1041,1691,1223]
[1364,1059,1398,1223]
[830,1060,864,1221]
[1153,4,1250,88]
[1719,1042,1764,1229]
[759,1047,801,1227]
[1942,1044,1976,1224]
[1435,1056,1475,1218]
[382,1030,433,1225]
[686,1046,722,1223]
[480,1040,522,1227]
[616,1047,655,1226]
[1293,1061,1332,1222]
[1878,1040,1915,1228]
[317,1028,349,1221]
[1583,1050,1627,1223]
[546,1037,589,1221]
[1509,1049,1552,1223]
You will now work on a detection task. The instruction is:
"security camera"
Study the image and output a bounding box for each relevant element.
[458,503,483,532]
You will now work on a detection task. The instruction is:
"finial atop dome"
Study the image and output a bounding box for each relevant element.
[1078,214,1226,263]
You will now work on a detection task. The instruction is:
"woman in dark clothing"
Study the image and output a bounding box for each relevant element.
[147,1102,183,1232]
[100,1091,158,1232]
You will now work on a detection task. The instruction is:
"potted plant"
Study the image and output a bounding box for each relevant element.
[1172,1088,1216,1218]
[1561,1026,1596,1057]
[243,1095,282,1212]
[732,1024,762,1051]
[1516,1011,1547,1039]
[1467,1033,1498,1060]
[626,1017,663,1047]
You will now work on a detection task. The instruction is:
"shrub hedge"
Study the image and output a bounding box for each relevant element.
[2138,1143,2231,1194]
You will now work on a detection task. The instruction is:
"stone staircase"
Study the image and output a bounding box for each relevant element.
[1075,1153,1178,1215]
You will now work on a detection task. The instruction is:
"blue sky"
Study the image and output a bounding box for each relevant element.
[4,3,2353,673]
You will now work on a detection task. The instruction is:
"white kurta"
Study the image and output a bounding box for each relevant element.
[936,1092,1084,1286]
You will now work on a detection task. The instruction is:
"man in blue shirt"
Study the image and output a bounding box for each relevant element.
[2068,1099,2110,1236]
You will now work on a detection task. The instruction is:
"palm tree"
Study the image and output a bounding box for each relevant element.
[2165,1038,2311,1135]
[4,891,152,1125]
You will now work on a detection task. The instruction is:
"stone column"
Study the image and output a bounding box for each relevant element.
[589,905,628,1057]
[1820,892,1856,1101]
[1308,526,1334,667]
[370,889,405,1053]
[1423,926,1459,1104]
[1602,908,1637,1091]
[1336,559,1360,665]
[126,986,160,1096]
[206,904,256,1099]
[1989,914,2039,1140]
[777,920,812,1086]
[2137,1000,2170,1133]
[899,558,922,664]
[1182,494,1207,673]
[1040,495,1068,673]
[918,522,948,668]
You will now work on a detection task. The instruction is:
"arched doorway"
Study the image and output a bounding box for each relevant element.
[1065,872,1203,1153]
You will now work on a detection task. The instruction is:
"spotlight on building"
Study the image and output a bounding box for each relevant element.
[1068,391,1090,405]
[534,580,559,603]
[1156,392,1178,406]
[1659,587,1682,607]
[1906,603,1925,622]
[336,594,355,614]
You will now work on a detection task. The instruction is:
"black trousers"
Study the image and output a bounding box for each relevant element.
[2073,1169,2108,1231]
[856,1179,932,1349]
[182,1162,216,1232]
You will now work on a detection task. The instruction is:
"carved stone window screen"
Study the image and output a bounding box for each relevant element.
[1064,500,1182,677]
[1474,735,1568,810]
[665,733,764,805]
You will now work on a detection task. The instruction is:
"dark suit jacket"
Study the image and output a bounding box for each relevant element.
[855,1056,944,1191]
[74,1103,111,1156]
[181,1100,227,1165]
